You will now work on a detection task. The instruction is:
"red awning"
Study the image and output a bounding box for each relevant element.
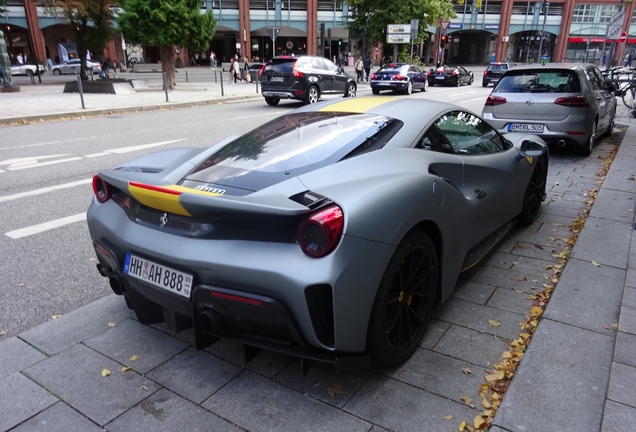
[568,36,636,43]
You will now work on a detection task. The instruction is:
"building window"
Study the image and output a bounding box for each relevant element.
[572,4,596,23]
[453,3,470,14]
[512,2,533,15]
[282,0,307,10]
[318,0,339,11]
[632,9,636,24]
[484,2,503,14]
[600,4,619,23]
[217,0,239,9]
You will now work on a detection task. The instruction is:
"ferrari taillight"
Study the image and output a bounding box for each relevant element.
[485,96,507,106]
[92,175,112,203]
[452,70,457,75]
[298,205,344,258]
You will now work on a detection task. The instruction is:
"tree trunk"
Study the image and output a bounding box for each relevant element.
[160,45,175,90]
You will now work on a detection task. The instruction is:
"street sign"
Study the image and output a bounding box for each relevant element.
[387,24,411,34]
[387,34,411,44]
[606,24,622,40]
[620,31,628,43]
[610,11,625,26]
[410,19,419,39]
[438,19,451,31]
[266,27,280,41]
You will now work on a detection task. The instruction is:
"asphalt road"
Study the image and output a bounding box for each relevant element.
[0,82,494,337]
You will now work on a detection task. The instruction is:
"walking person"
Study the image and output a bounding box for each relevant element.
[363,55,371,82]
[243,56,251,83]
[232,56,241,84]
[354,56,363,83]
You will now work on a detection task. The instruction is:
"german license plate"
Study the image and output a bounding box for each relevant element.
[123,253,193,298]
[435,76,445,80]
[270,76,284,82]
[508,123,545,133]
[378,82,391,85]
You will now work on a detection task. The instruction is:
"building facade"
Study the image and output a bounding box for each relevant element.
[1,0,636,67]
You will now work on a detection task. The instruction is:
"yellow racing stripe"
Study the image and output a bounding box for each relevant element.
[128,183,191,216]
[318,96,400,113]
[167,185,223,197]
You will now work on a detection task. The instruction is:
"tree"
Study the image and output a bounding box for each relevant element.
[117,0,216,90]
[347,0,455,51]
[41,0,117,80]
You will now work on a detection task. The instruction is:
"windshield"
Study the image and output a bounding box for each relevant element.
[494,70,581,93]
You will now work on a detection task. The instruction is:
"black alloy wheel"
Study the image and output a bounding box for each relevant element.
[519,157,547,225]
[367,231,438,365]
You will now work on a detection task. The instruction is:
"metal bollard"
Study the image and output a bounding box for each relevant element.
[162,72,169,102]
[256,71,259,93]
[185,70,188,83]
[77,73,86,109]
[220,67,224,97]
[214,70,217,83]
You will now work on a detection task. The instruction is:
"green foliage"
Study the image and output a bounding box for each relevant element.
[347,0,455,45]
[117,0,216,54]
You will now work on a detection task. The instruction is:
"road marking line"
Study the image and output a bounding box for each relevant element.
[106,139,187,154]
[0,179,92,203]
[6,212,87,239]
[7,157,83,171]
[85,152,110,158]
[461,97,487,103]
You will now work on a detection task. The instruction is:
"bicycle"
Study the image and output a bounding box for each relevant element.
[605,67,636,109]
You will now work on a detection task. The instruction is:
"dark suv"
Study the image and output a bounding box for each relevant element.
[260,56,357,106]
[482,62,516,87]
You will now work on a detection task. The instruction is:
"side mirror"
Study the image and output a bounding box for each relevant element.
[516,140,544,161]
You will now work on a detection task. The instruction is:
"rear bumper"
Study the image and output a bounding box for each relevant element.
[261,87,304,100]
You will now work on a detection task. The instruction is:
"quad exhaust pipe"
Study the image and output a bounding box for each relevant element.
[197,309,228,333]
[557,140,566,147]
[108,275,125,295]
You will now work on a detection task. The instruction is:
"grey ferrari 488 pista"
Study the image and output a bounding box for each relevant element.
[87,97,548,373]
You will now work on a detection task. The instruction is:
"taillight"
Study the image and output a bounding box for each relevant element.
[452,70,457,75]
[298,204,344,258]
[485,96,507,106]
[92,175,112,203]
[483,70,488,76]
[427,70,432,75]
[394,74,406,80]
[370,74,377,80]
[293,63,304,78]
[259,62,267,77]
[554,95,589,107]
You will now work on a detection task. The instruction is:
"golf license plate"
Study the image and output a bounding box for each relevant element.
[270,76,284,82]
[508,123,544,133]
[123,253,193,299]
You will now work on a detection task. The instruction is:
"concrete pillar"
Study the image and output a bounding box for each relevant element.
[23,0,47,63]
[555,0,574,62]
[307,0,318,55]
[239,0,251,58]
[496,0,514,62]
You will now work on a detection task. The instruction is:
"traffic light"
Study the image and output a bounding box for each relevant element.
[338,39,342,46]
[441,34,447,43]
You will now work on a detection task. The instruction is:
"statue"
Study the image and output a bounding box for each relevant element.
[0,30,16,89]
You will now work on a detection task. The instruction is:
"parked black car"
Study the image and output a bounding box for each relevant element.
[482,62,516,87]
[427,66,474,87]
[260,56,357,106]
[370,63,429,95]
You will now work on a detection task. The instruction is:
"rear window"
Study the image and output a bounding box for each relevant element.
[488,64,508,72]
[263,59,297,74]
[493,70,581,93]
[189,112,402,177]
[379,64,407,73]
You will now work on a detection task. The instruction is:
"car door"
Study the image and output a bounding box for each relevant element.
[409,65,424,89]
[588,66,615,130]
[434,110,529,245]
[311,58,332,93]
[325,59,346,93]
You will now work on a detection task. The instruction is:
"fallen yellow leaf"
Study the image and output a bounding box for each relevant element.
[482,397,491,408]
[461,396,473,404]
[485,371,505,381]
[108,322,117,327]
[51,315,61,320]
[462,368,472,374]
[502,351,512,359]
[444,415,453,421]
[592,261,601,267]
[530,306,543,317]
[101,369,111,377]
[121,366,131,372]
[483,409,493,416]
[488,320,501,327]
[459,421,467,431]
[474,415,485,428]
[129,355,139,361]
[514,289,523,294]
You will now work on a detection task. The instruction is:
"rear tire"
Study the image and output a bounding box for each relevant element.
[482,81,488,87]
[372,88,380,95]
[455,78,461,87]
[404,80,413,95]
[304,85,319,104]
[519,157,547,225]
[345,82,356,98]
[367,231,438,366]
[577,120,597,156]
[602,110,616,138]
[422,80,429,92]
[264,97,280,106]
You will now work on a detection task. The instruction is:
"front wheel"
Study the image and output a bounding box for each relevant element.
[422,80,429,92]
[26,69,34,77]
[367,231,438,366]
[519,157,547,225]
[53,69,61,76]
[304,85,319,104]
[264,97,280,106]
[344,82,356,98]
[622,86,636,109]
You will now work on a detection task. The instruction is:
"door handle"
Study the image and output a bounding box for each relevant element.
[475,189,487,199]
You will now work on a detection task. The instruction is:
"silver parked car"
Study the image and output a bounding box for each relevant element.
[482,63,616,156]
[51,59,102,75]
[87,97,548,371]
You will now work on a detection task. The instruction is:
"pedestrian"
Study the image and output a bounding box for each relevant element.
[243,56,251,83]
[210,51,216,68]
[363,55,371,82]
[625,51,633,67]
[229,57,235,84]
[354,56,363,83]
[16,53,23,64]
[337,53,344,71]
[602,51,608,68]
[232,56,241,83]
